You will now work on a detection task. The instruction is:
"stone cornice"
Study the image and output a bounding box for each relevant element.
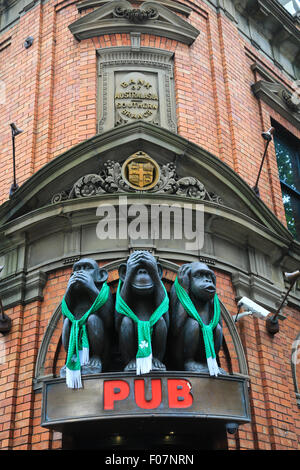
[0,270,47,309]
[232,271,286,318]
[232,0,300,43]
[0,194,291,249]
[216,0,300,78]
[97,45,174,64]
[250,61,287,85]
[251,79,300,128]
[69,0,200,44]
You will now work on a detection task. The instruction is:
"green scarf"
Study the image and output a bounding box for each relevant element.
[115,280,169,375]
[174,276,221,376]
[61,282,110,389]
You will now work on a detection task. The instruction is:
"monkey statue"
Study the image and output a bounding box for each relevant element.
[115,251,169,375]
[60,258,113,388]
[170,262,224,376]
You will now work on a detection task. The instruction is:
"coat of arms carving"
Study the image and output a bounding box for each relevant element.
[122,152,160,190]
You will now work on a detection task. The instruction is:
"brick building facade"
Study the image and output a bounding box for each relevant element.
[0,0,300,451]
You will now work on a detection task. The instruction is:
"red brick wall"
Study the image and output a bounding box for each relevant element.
[1,265,299,449]
[1,0,300,450]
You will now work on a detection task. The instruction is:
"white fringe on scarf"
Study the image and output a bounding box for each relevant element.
[66,368,83,389]
[79,347,89,366]
[136,354,152,375]
[65,348,89,389]
[207,356,220,377]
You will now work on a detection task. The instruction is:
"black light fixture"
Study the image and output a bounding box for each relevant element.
[9,122,23,198]
[252,127,275,197]
[0,266,12,335]
[266,270,300,335]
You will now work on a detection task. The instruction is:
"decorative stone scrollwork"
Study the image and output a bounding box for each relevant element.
[69,175,106,198]
[51,191,69,204]
[280,89,300,114]
[113,6,159,23]
[51,157,222,204]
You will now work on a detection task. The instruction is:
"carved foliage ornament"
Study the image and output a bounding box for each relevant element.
[113,5,159,23]
[51,152,222,204]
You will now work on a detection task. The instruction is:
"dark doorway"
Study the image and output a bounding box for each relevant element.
[62,419,228,450]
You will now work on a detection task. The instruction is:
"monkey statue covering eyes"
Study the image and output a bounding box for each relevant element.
[60,258,113,382]
[169,262,225,375]
[115,251,169,374]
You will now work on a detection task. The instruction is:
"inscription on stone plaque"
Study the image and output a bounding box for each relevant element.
[115,71,159,126]
[97,47,177,133]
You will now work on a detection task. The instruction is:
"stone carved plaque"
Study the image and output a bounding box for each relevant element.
[115,71,159,126]
[97,47,177,133]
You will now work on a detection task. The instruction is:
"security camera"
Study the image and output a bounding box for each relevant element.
[261,127,274,142]
[235,297,270,321]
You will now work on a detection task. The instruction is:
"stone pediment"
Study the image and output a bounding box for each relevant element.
[0,121,293,247]
[0,122,298,315]
[50,155,223,205]
[68,0,200,45]
[251,79,300,128]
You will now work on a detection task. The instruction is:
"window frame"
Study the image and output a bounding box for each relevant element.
[272,119,300,239]
[277,0,300,17]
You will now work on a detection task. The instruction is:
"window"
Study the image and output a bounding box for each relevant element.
[272,121,300,239]
[0,0,36,32]
[277,0,300,16]
[0,0,19,31]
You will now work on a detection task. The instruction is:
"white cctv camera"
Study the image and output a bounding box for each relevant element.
[235,297,270,321]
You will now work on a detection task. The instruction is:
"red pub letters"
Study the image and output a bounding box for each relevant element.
[103,378,193,411]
